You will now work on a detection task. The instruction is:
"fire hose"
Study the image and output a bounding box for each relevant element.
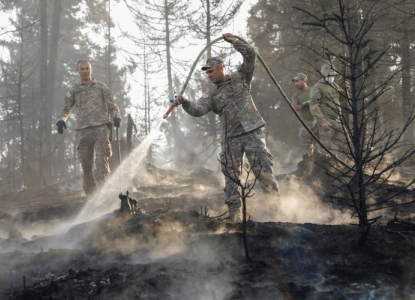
[163,35,352,170]
[115,114,123,191]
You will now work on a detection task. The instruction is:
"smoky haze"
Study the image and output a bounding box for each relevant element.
[0,0,415,299]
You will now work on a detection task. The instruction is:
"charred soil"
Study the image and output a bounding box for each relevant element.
[0,163,414,300]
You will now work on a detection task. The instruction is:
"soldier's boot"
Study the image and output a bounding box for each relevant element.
[296,154,314,175]
[227,206,242,223]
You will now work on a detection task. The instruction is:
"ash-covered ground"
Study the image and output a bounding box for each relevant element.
[0,161,415,300]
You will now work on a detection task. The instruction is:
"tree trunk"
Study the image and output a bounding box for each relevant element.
[17,21,27,188]
[39,0,48,186]
[144,44,148,135]
[206,0,211,58]
[107,0,112,89]
[127,114,134,154]
[347,0,368,232]
[401,28,413,147]
[47,0,62,180]
[47,0,62,135]
[206,0,218,154]
[5,75,12,190]
[164,0,179,166]
[164,0,173,103]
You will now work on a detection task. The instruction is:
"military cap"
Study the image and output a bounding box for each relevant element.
[201,57,225,70]
[320,63,338,77]
[292,73,307,81]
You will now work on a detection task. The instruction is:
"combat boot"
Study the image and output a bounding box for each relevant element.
[296,154,313,175]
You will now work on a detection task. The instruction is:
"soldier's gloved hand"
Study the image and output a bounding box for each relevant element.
[56,121,67,134]
[113,116,121,128]
[177,94,189,105]
[301,101,310,109]
[222,33,237,44]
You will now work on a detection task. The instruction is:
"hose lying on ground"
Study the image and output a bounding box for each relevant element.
[178,35,351,170]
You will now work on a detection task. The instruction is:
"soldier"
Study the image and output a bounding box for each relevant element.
[309,63,349,159]
[291,73,314,158]
[56,59,121,195]
[176,33,279,222]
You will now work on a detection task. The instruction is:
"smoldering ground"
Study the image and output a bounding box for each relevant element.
[3,205,415,299]
[1,142,415,299]
[0,204,280,299]
[245,175,353,224]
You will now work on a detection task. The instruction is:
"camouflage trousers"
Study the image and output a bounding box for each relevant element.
[314,119,348,158]
[76,125,112,194]
[299,120,315,157]
[220,128,279,212]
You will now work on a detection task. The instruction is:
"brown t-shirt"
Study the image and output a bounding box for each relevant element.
[291,89,313,121]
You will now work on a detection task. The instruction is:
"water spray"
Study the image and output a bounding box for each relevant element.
[68,120,164,228]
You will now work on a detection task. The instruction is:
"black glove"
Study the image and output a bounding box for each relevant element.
[113,116,121,128]
[301,101,310,109]
[56,121,67,134]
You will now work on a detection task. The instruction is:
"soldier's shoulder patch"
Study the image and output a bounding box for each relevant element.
[66,90,71,97]
[202,94,208,98]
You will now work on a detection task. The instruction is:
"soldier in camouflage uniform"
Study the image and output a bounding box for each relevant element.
[291,73,314,158]
[177,33,279,222]
[309,63,349,158]
[56,59,121,195]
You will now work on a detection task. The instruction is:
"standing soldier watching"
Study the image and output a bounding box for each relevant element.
[56,59,121,195]
[310,63,349,160]
[176,33,280,222]
[291,73,314,159]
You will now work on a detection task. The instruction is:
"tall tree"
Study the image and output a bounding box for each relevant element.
[124,0,190,167]
[297,0,415,246]
[46,0,62,136]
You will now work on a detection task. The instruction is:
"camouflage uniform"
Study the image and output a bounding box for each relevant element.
[57,79,120,194]
[309,81,348,157]
[182,40,279,215]
[291,89,314,157]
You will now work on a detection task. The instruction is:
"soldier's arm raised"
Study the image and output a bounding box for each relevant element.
[223,33,256,85]
[178,93,212,117]
[233,40,256,85]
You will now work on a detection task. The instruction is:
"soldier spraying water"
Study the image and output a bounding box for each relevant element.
[56,59,121,195]
[176,33,280,222]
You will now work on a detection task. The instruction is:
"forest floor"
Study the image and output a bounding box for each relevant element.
[0,161,415,300]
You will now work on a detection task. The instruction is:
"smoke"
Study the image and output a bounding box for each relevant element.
[249,176,352,224]
[267,135,302,175]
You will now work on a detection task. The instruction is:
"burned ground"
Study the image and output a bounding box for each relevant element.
[0,163,414,299]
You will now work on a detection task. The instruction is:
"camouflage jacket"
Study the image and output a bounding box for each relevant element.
[182,40,265,138]
[57,80,120,131]
[309,81,346,126]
